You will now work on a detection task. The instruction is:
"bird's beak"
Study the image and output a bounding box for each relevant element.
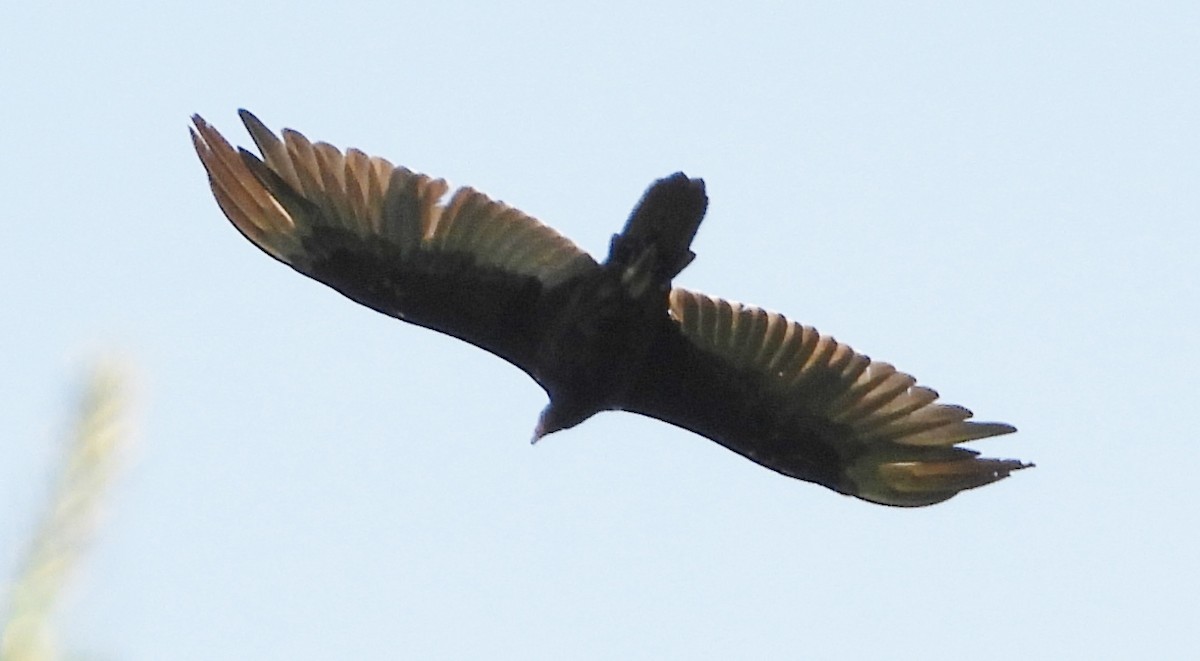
[532,405,555,444]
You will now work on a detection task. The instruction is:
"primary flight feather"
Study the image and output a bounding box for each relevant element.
[191,110,1029,506]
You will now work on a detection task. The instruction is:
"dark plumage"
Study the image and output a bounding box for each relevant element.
[191,110,1030,506]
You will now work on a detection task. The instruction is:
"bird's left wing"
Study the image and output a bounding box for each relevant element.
[621,288,1029,506]
[191,111,598,377]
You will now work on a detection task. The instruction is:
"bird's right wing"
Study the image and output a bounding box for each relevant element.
[622,288,1029,506]
[191,111,598,377]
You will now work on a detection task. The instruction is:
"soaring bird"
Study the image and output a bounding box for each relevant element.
[191,111,1029,506]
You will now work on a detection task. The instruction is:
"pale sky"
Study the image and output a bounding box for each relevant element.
[3,2,1197,659]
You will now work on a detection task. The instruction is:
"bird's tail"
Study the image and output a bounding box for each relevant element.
[606,173,708,298]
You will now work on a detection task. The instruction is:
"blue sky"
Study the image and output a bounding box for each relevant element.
[3,1,1197,658]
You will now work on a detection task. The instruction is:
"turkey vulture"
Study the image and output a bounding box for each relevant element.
[190,110,1029,506]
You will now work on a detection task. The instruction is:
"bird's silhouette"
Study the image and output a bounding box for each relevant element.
[191,110,1029,506]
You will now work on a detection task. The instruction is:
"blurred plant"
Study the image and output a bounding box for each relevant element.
[1,362,133,661]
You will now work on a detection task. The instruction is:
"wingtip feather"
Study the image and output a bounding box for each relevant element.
[852,453,1033,507]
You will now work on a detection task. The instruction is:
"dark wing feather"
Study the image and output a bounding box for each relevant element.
[622,288,1029,506]
[190,110,598,375]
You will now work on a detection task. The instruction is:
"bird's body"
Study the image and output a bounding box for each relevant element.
[191,110,1029,506]
[532,173,708,437]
